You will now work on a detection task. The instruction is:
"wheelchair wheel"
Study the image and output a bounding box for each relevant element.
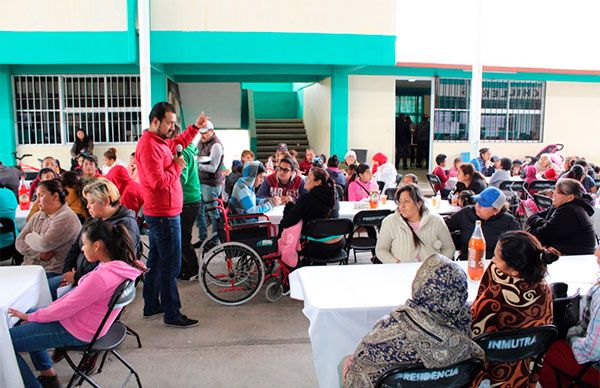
[197,233,220,263]
[264,278,283,303]
[200,242,265,305]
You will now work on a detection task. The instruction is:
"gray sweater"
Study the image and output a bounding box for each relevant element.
[16,203,81,274]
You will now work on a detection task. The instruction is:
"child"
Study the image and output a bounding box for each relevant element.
[448,157,461,178]
[224,160,244,202]
[241,150,254,166]
[432,154,449,197]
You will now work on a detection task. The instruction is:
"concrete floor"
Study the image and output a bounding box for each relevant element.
[48,279,319,388]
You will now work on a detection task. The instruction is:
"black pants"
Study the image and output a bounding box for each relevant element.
[180,201,201,276]
[396,143,411,169]
[416,140,429,169]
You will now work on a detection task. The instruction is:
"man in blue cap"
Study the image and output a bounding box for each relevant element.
[445,187,520,261]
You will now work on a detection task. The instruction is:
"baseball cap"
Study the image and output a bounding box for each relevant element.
[277,143,288,152]
[472,187,506,209]
[199,120,214,133]
[491,156,501,162]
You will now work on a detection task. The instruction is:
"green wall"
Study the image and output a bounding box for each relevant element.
[0,66,15,165]
[253,91,299,119]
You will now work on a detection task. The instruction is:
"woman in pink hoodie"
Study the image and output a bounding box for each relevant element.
[346,164,378,201]
[9,219,143,388]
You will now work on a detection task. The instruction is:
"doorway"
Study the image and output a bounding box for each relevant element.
[395,79,433,174]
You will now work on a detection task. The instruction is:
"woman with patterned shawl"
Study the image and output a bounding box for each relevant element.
[343,254,485,387]
[471,230,558,387]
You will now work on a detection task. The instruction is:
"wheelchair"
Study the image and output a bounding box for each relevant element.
[198,198,292,306]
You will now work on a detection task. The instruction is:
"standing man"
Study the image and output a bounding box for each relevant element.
[174,126,202,282]
[197,120,225,245]
[415,114,430,169]
[395,114,412,170]
[136,102,205,328]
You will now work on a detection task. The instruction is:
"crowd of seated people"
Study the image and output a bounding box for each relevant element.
[5,122,600,388]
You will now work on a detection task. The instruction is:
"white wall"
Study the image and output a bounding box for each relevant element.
[396,0,600,71]
[151,0,395,35]
[178,83,241,129]
[348,75,396,162]
[432,81,600,165]
[1,0,127,31]
[302,78,331,155]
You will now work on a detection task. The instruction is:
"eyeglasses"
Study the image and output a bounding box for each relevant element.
[277,167,292,173]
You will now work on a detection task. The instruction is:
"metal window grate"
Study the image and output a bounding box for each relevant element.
[434,78,545,142]
[13,75,142,145]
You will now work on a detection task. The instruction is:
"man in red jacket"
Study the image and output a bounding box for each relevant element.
[136,102,206,328]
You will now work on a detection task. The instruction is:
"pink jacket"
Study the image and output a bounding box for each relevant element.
[135,125,199,217]
[28,260,142,342]
[347,179,378,201]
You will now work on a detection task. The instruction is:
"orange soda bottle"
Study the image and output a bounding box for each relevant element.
[18,177,31,210]
[369,191,379,209]
[467,220,486,281]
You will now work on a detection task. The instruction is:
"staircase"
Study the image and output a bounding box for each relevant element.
[255,119,309,162]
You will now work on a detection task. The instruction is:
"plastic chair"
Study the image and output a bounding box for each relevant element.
[550,282,581,339]
[395,174,403,186]
[347,210,393,263]
[534,194,553,210]
[426,174,441,195]
[385,187,398,201]
[300,218,354,265]
[474,325,557,378]
[528,180,556,193]
[375,359,483,388]
[335,184,345,202]
[60,280,142,388]
[0,217,18,264]
[377,181,385,192]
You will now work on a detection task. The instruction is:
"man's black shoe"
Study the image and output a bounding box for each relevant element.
[37,375,61,388]
[164,315,199,328]
[143,307,164,320]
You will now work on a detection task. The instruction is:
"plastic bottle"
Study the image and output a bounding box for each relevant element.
[369,191,379,209]
[18,177,30,210]
[467,220,486,281]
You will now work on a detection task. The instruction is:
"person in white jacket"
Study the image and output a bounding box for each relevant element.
[376,184,455,263]
[372,152,397,192]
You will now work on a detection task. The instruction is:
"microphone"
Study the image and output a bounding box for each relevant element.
[176,144,183,158]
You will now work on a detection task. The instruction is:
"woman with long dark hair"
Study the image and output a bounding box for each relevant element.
[376,184,454,263]
[346,163,378,201]
[70,129,94,170]
[280,167,340,261]
[9,219,143,388]
[471,230,557,387]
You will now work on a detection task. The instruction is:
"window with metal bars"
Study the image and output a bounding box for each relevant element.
[13,75,141,145]
[433,78,545,142]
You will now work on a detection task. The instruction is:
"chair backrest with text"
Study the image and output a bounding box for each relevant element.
[375,359,483,388]
[426,174,441,194]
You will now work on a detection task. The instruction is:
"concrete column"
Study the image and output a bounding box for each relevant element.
[0,66,16,165]
[138,0,151,125]
[468,0,482,159]
[330,68,349,159]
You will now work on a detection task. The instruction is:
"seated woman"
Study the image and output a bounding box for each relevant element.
[454,163,487,195]
[372,152,396,192]
[279,167,340,263]
[28,171,89,222]
[15,180,82,278]
[229,161,281,217]
[526,178,596,255]
[376,184,454,263]
[346,164,378,201]
[445,187,520,261]
[9,219,144,388]
[343,254,485,387]
[28,167,59,203]
[325,155,346,187]
[48,178,140,300]
[471,230,557,387]
[538,247,600,387]
[488,157,512,188]
[101,147,126,175]
[80,154,102,185]
[339,150,358,175]
[105,165,144,215]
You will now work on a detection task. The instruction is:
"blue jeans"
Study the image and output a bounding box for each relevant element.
[10,321,87,388]
[197,185,223,242]
[47,275,62,300]
[142,215,183,322]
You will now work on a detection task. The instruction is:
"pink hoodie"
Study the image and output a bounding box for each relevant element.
[347,179,378,201]
[29,260,142,342]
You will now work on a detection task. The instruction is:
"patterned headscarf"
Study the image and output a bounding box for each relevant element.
[408,253,472,335]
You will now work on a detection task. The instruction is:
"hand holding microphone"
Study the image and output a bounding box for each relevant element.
[174,144,186,169]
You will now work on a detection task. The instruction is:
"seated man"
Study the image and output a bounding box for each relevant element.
[230,161,281,218]
[257,156,307,205]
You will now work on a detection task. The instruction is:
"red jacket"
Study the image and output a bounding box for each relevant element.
[432,165,448,192]
[135,125,199,217]
[105,165,144,215]
[299,159,313,174]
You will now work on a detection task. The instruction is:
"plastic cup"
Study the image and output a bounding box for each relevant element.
[381,194,387,204]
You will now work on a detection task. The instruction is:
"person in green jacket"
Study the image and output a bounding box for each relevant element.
[176,128,203,281]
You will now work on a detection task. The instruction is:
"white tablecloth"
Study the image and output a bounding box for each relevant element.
[265,199,459,225]
[290,255,597,388]
[0,266,52,388]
